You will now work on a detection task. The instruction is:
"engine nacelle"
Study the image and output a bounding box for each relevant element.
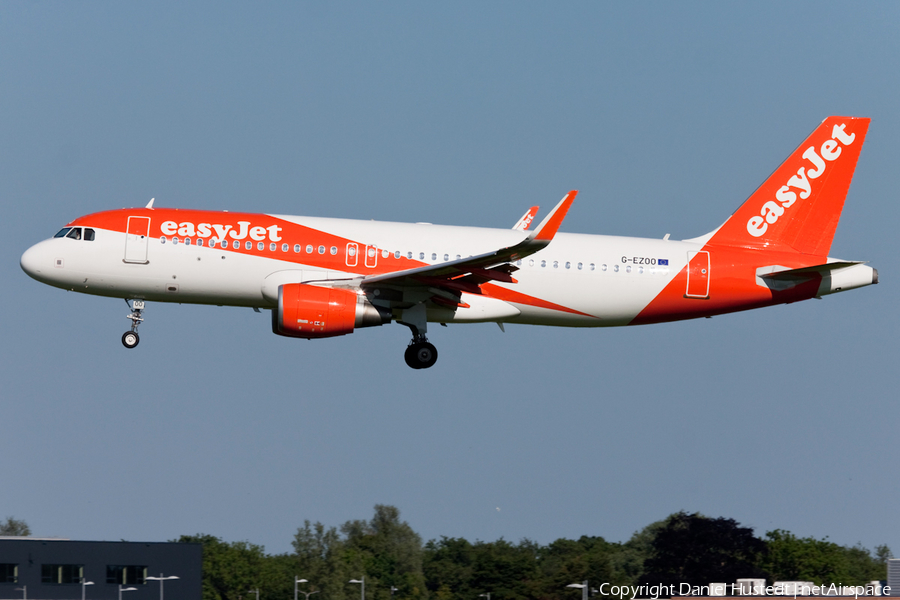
[272,283,390,339]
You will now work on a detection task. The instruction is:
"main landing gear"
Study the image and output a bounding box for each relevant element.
[399,302,438,369]
[404,336,438,370]
[122,299,145,349]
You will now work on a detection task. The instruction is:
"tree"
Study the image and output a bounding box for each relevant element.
[763,530,890,586]
[424,537,542,600]
[640,512,768,588]
[340,505,427,600]
[293,520,349,600]
[606,517,670,587]
[177,534,271,600]
[537,536,619,600]
[0,517,30,536]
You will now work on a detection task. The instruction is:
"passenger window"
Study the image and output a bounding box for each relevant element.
[245,241,252,250]
[84,228,95,241]
[541,260,546,267]
[54,228,72,238]
[431,253,437,261]
[577,262,583,270]
[257,242,264,250]
[444,254,449,261]
[233,241,239,249]
[565,262,571,269]
[66,228,82,240]
[294,244,301,253]
[614,265,619,272]
[282,243,288,252]
[173,237,180,245]
[306,245,313,253]
[184,238,191,246]
[271,243,277,251]
[419,252,425,260]
[553,261,558,268]
[197,239,204,247]
[407,252,412,259]
[318,245,325,254]
[221,240,227,249]
[331,246,338,255]
[394,250,400,259]
[160,236,167,244]
[529,259,534,267]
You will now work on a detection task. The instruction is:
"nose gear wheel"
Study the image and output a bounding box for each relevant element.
[122,299,145,349]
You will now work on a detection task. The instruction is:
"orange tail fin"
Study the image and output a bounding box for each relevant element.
[708,116,869,256]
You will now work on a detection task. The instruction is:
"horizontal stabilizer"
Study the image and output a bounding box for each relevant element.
[759,261,862,281]
[756,261,877,295]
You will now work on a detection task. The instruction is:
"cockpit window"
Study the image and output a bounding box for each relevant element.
[54,228,72,238]
[84,228,95,241]
[65,228,82,240]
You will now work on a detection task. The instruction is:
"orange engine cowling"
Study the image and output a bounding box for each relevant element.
[272,283,390,339]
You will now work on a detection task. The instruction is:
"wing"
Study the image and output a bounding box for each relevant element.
[512,206,539,231]
[359,191,576,307]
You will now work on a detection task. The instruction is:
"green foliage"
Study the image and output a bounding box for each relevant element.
[176,534,280,600]
[763,530,891,586]
[639,512,768,588]
[293,521,349,600]
[0,517,30,536]
[340,505,427,600]
[423,537,541,600]
[176,507,892,600]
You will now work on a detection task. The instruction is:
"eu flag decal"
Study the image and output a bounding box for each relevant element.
[658,259,669,265]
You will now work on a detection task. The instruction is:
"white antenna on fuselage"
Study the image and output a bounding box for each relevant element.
[146,198,155,209]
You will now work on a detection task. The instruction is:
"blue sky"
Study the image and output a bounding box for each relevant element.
[2,2,898,557]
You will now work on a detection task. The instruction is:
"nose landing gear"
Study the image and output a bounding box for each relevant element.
[122,299,145,349]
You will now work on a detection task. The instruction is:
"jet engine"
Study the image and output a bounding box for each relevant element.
[272,283,391,339]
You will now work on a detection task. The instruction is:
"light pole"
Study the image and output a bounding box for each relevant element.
[349,577,365,600]
[248,589,259,600]
[295,578,319,600]
[391,586,398,600]
[14,586,26,600]
[119,585,138,600]
[479,593,491,600]
[81,579,94,600]
[567,581,588,600]
[294,577,308,600]
[146,573,180,600]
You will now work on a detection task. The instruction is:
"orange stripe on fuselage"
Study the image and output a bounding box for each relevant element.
[69,208,422,275]
[481,283,596,318]
[71,208,598,318]
[630,245,824,325]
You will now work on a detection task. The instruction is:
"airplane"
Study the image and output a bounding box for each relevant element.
[20,116,877,369]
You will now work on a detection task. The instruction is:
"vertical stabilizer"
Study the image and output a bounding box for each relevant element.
[708,116,869,256]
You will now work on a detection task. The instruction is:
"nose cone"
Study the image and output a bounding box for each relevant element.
[20,241,51,282]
